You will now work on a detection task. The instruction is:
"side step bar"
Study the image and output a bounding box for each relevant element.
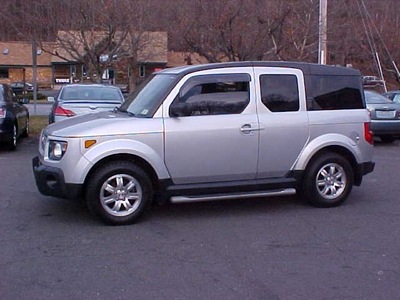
[170,188,296,204]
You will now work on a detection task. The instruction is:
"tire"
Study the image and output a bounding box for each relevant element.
[7,124,17,151]
[301,153,353,208]
[21,117,29,138]
[380,135,394,143]
[86,161,153,225]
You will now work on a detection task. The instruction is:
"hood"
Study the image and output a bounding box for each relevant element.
[45,111,161,138]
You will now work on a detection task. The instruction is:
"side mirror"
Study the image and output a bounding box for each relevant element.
[169,102,191,117]
[47,96,55,102]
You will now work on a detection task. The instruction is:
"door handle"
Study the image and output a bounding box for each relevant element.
[240,124,260,134]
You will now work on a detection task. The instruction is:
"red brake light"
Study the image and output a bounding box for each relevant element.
[54,106,76,117]
[0,108,5,118]
[364,122,374,145]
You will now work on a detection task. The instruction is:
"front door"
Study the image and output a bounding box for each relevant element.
[164,72,259,184]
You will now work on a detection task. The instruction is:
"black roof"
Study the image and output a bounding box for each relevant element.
[160,61,361,77]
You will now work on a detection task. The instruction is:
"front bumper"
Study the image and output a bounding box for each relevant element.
[32,156,82,199]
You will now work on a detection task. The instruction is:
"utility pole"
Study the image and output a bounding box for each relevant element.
[318,0,328,65]
[31,38,38,115]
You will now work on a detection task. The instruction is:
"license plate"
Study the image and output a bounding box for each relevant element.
[376,110,395,119]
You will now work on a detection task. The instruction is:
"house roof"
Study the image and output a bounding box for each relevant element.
[0,41,52,67]
[167,51,209,67]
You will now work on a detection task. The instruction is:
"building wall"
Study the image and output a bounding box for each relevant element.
[0,66,53,88]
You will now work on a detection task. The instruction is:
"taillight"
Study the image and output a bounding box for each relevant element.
[0,108,5,118]
[54,106,76,117]
[364,122,374,145]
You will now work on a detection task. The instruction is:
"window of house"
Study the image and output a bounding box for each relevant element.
[82,65,87,77]
[171,74,250,116]
[306,75,364,110]
[0,68,9,78]
[260,74,299,112]
[139,65,146,77]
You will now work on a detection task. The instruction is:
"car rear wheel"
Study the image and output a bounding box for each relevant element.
[21,117,29,138]
[7,124,17,150]
[301,153,353,208]
[86,161,153,225]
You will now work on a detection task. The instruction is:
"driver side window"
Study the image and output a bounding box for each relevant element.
[170,74,250,116]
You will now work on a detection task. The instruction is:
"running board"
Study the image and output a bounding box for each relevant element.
[170,188,296,204]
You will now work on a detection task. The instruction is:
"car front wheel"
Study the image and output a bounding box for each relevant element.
[86,161,153,225]
[301,153,353,208]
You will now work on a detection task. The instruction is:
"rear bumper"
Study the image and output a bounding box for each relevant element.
[0,120,13,141]
[0,132,12,142]
[354,161,375,186]
[32,156,83,199]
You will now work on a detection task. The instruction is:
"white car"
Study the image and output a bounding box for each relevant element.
[48,84,124,123]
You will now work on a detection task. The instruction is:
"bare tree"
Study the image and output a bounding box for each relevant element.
[1,0,400,88]
[164,0,292,62]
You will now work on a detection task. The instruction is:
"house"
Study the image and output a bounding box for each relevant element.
[0,31,168,90]
[47,30,168,89]
[0,41,53,88]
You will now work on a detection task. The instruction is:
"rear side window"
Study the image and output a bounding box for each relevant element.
[306,75,364,110]
[260,74,299,112]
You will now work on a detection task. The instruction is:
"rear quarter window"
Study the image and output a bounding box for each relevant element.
[306,75,364,110]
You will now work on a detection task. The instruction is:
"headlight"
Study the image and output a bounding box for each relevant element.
[48,140,68,160]
[40,131,47,152]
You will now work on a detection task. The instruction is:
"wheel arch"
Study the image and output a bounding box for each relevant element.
[83,153,160,197]
[300,145,360,185]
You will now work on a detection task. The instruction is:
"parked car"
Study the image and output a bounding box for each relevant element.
[48,84,125,123]
[0,83,29,150]
[10,81,37,95]
[364,90,400,143]
[382,90,400,104]
[33,62,375,225]
[362,75,385,87]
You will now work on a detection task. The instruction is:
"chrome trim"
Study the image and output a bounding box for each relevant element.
[170,188,296,203]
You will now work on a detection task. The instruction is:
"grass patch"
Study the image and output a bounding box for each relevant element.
[30,116,49,135]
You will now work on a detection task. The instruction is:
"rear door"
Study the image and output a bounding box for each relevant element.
[163,68,259,184]
[254,67,309,178]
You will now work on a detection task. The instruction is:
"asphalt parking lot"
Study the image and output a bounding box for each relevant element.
[0,137,399,299]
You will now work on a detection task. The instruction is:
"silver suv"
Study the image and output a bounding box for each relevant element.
[33,62,375,225]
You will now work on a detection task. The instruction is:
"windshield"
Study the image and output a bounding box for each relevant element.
[120,73,178,117]
[364,91,392,104]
